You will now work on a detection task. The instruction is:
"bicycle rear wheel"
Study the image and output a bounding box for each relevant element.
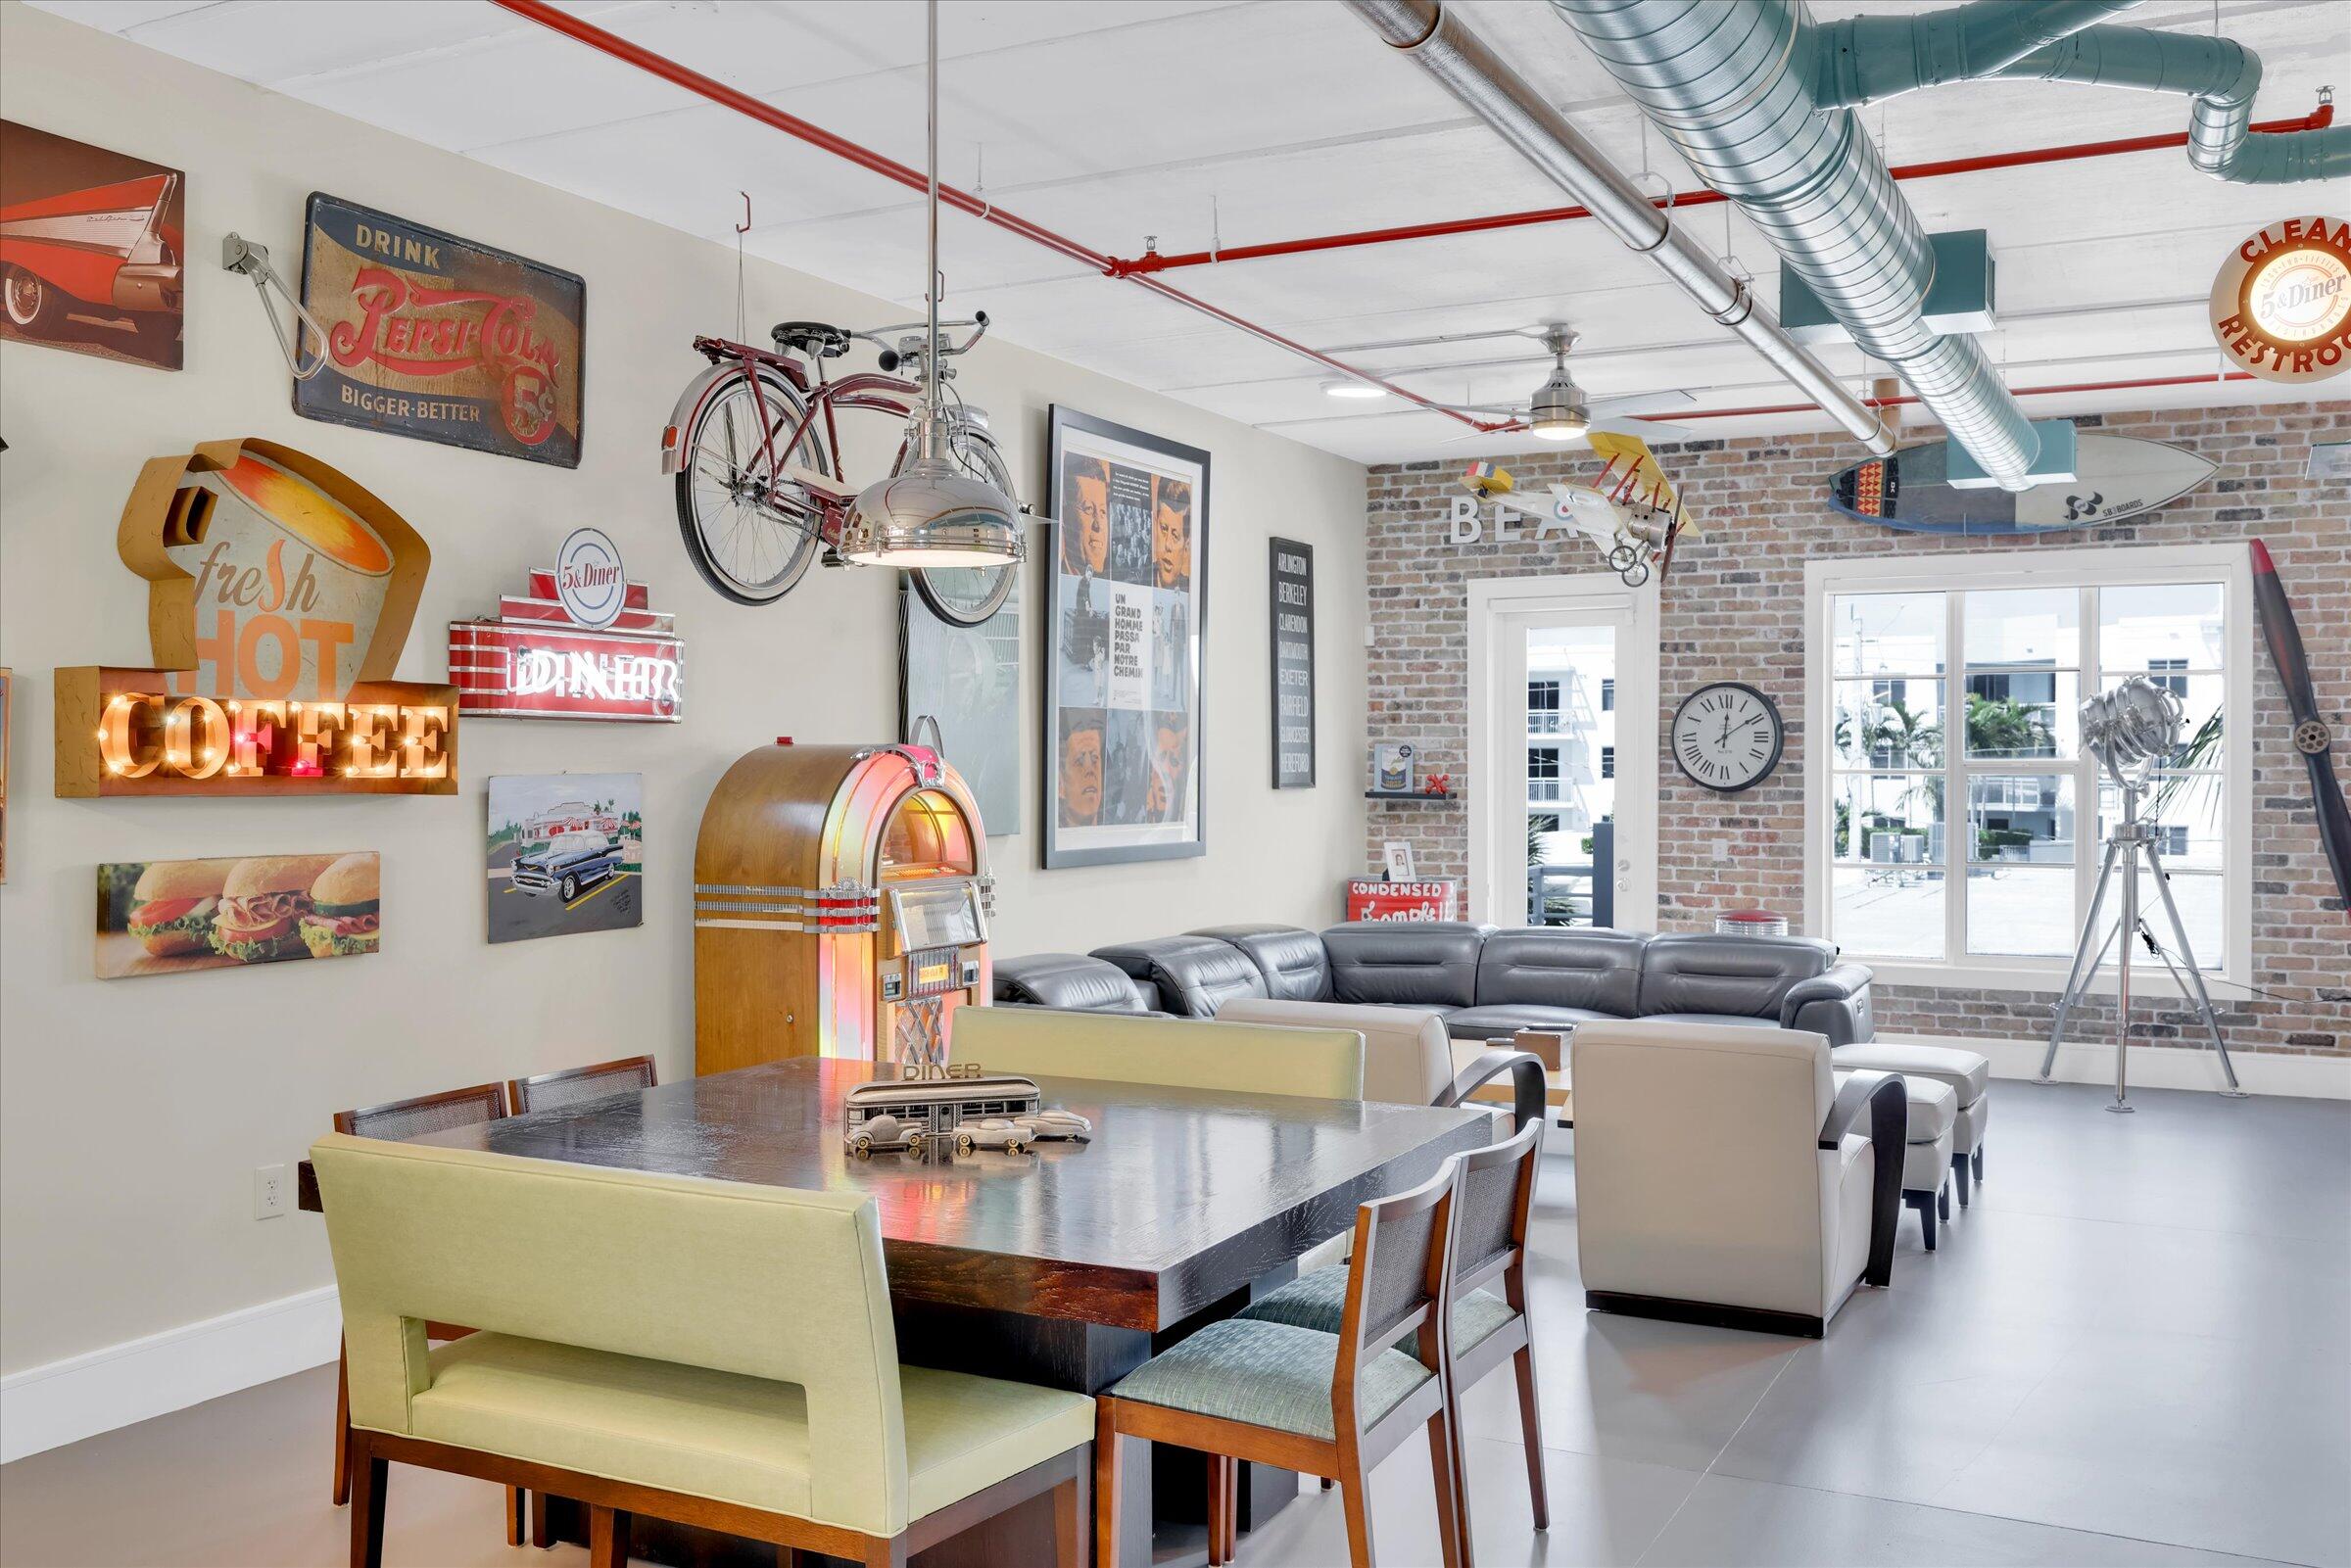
[675,365,829,605]
[904,425,1021,628]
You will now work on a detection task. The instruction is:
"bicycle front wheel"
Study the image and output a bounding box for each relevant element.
[905,425,1021,628]
[675,365,829,605]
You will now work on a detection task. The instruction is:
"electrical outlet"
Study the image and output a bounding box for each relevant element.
[1711,837,1732,862]
[254,1164,288,1220]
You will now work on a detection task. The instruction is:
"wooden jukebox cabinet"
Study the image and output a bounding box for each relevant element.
[694,740,993,1073]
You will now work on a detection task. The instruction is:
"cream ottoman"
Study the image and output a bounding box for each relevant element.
[1894,1076,1957,1252]
[1833,1041,1990,1207]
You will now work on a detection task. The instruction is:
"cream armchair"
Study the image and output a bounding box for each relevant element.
[1569,1021,1905,1338]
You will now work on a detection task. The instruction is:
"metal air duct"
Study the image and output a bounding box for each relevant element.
[1553,0,2057,490]
[1346,0,1895,457]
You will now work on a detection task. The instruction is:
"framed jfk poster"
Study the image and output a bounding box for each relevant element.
[295,193,583,466]
[1044,405,1209,869]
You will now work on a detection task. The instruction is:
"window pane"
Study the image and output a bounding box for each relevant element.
[1967,867,2076,958]
[1967,775,2076,864]
[2094,870,2223,971]
[1832,593,1944,678]
[1834,866,1944,959]
[2099,772,2225,871]
[1832,679,1944,768]
[2100,582,2226,672]
[2096,669,2222,769]
[1834,774,1944,865]
[1965,587,2077,667]
[1963,673,2077,759]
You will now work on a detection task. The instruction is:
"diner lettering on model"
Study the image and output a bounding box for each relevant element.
[338,383,484,423]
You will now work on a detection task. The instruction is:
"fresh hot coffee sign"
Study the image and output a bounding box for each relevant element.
[54,438,457,797]
[448,528,684,723]
[295,194,585,465]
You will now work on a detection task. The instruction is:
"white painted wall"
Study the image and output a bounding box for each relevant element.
[0,3,1367,1377]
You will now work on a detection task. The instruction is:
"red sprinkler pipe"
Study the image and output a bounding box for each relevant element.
[1106,104,2334,277]
[1642,369,2258,426]
[487,0,1505,430]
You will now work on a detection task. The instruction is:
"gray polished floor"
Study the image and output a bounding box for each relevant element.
[1,1081,2342,1568]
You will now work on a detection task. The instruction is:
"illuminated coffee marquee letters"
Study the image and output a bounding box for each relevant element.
[55,438,458,797]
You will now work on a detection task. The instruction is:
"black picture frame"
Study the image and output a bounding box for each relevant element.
[1269,538,1316,788]
[1042,405,1211,869]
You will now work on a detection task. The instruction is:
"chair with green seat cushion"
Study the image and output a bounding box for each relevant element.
[1093,1158,1468,1568]
[951,1004,1366,1100]
[1238,1265,1517,1357]
[312,1131,1092,1568]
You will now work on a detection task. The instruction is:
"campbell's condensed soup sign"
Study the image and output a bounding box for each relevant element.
[295,194,584,465]
[449,529,683,723]
[1346,879,1462,923]
[2210,216,2351,384]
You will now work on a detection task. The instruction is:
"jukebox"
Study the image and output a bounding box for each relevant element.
[694,739,993,1074]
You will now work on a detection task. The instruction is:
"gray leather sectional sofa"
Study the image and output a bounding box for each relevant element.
[991,921,1876,1045]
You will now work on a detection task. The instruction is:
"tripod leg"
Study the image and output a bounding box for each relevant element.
[2043,837,2125,1081]
[2139,843,2246,1095]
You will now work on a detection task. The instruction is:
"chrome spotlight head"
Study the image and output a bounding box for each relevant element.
[839,414,1026,569]
[2081,675,2183,779]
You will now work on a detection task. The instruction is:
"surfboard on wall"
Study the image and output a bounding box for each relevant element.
[1829,435,2217,534]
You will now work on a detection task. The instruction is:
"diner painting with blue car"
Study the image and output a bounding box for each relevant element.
[486,772,643,943]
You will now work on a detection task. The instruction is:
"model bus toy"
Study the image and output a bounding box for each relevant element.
[842,1071,1041,1158]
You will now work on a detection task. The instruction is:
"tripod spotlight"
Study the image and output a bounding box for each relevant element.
[2039,676,2241,1110]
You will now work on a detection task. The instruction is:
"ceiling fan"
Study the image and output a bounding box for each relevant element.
[1428,325,1696,444]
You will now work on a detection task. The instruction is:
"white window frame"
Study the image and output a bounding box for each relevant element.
[1803,543,2252,997]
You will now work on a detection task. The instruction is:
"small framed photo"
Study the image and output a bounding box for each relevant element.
[1372,741,1415,794]
[1382,839,1416,882]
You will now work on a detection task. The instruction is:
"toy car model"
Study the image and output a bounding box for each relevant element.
[953,1108,1093,1155]
[846,1113,925,1159]
[511,830,624,901]
[1020,1109,1093,1143]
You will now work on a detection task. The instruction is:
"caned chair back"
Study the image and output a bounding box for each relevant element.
[1331,1159,1458,1437]
[311,1133,915,1537]
[1444,1117,1542,1303]
[333,1081,508,1139]
[952,1006,1366,1101]
[506,1055,658,1117]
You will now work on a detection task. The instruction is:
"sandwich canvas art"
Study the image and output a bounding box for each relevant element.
[486,773,643,944]
[95,851,380,978]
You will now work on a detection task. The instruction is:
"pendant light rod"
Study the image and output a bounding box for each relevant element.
[923,0,940,432]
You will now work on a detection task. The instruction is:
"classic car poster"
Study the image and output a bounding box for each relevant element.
[0,120,183,369]
[487,774,643,943]
[1044,406,1209,868]
[901,572,1022,835]
[96,852,379,979]
[296,193,583,466]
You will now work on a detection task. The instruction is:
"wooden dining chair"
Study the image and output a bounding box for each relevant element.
[1095,1161,1466,1568]
[1434,1117,1550,1563]
[328,1081,523,1546]
[506,1054,658,1116]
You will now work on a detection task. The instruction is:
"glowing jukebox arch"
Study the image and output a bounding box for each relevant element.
[694,739,993,1072]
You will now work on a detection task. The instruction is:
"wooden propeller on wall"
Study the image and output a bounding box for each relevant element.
[2249,540,2351,912]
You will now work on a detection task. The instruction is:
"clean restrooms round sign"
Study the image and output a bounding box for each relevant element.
[2210,216,2351,383]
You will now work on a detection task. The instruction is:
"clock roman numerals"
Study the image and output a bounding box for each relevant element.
[1672,683,1783,792]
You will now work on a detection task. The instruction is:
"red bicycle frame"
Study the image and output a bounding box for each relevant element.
[682,334,921,525]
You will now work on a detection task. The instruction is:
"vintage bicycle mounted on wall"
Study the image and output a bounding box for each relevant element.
[659,311,1022,627]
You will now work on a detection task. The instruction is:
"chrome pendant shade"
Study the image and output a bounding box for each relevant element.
[845,0,1024,572]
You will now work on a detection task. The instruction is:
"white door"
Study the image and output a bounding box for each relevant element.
[1468,576,1659,931]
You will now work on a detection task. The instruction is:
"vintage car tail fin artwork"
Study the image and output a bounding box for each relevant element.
[0,120,184,368]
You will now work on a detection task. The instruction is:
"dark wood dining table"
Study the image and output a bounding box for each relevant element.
[300,1056,1491,1567]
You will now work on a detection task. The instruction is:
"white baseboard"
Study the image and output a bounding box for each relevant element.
[1879,1031,2351,1100]
[0,1283,340,1465]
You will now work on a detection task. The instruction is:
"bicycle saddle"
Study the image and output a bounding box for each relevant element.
[771,320,850,359]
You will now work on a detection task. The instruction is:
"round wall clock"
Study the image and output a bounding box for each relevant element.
[1672,683,1785,792]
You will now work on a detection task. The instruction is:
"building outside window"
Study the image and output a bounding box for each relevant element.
[1601,745,1615,781]
[1600,677,1614,713]
[1527,744,1560,801]
[1526,677,1561,734]
[1811,547,2240,985]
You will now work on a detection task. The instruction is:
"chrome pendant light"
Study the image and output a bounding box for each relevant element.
[839,0,1025,570]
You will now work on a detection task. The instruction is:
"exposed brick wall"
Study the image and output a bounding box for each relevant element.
[1365,402,2349,1056]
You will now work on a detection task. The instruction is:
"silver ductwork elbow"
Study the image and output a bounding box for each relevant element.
[1553,0,2042,490]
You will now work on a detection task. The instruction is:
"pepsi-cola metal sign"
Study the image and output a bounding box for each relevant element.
[449,549,682,723]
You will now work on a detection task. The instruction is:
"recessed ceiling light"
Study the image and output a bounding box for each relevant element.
[1321,379,1389,400]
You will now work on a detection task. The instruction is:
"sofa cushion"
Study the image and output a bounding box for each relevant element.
[1831,1042,1989,1107]
[1089,935,1269,1017]
[1190,924,1332,1002]
[1320,921,1485,1009]
[992,952,1154,1014]
[1441,1003,1620,1040]
[408,1333,1094,1525]
[1473,927,1648,1017]
[1638,933,1836,1021]
[1636,1012,1785,1031]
